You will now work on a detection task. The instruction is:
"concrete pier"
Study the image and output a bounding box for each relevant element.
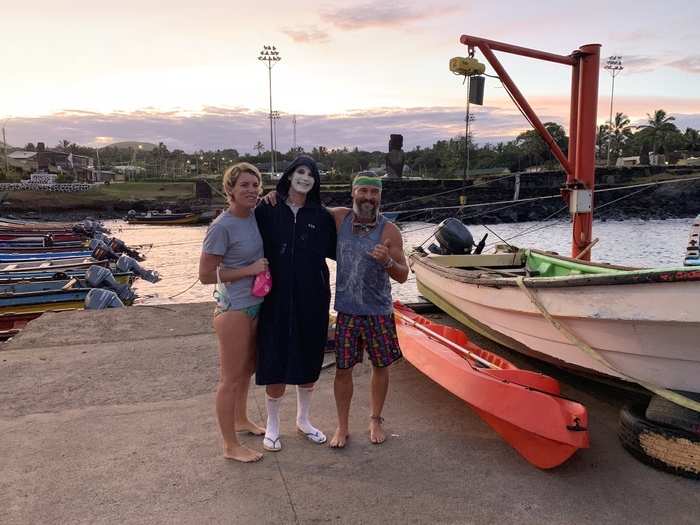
[1,303,697,524]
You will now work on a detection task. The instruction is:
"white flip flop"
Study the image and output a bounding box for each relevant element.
[263,435,282,452]
[297,428,327,445]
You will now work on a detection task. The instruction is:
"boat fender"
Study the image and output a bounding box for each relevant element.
[435,218,474,255]
[116,254,160,283]
[85,288,124,309]
[85,265,136,302]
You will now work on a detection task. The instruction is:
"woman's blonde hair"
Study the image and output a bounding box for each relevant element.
[222,162,262,201]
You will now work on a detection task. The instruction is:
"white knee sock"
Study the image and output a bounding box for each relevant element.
[265,395,282,441]
[296,386,321,435]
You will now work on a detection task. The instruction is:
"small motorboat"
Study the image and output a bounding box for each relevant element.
[0,257,108,273]
[0,251,94,263]
[394,302,589,469]
[124,210,202,225]
[0,289,93,315]
[0,269,132,285]
[0,242,87,253]
[0,233,84,242]
[410,245,700,395]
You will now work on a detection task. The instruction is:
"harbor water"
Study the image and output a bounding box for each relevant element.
[108,217,695,306]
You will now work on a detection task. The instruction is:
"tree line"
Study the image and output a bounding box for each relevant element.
[18,108,700,180]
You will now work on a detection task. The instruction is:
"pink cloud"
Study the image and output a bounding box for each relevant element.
[667,55,700,74]
[5,103,700,154]
[320,2,458,31]
[281,26,330,44]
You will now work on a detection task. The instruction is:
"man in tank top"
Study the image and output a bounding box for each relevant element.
[328,175,409,448]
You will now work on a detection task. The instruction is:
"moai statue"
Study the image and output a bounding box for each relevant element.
[385,134,405,178]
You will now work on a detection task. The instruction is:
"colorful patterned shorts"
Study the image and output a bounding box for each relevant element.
[334,312,402,369]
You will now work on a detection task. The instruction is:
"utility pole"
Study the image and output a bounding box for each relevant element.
[604,56,623,166]
[272,110,281,168]
[292,114,297,152]
[258,45,281,174]
[461,78,475,205]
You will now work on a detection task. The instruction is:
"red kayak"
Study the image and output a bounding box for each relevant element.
[394,302,589,469]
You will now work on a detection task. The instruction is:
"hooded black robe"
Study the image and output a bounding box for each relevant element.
[255,156,337,385]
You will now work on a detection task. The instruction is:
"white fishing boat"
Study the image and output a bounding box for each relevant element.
[410,247,700,394]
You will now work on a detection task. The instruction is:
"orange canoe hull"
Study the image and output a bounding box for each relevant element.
[394,302,589,469]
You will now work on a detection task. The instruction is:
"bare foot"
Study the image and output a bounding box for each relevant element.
[236,420,265,436]
[329,427,349,448]
[223,443,263,463]
[369,418,386,445]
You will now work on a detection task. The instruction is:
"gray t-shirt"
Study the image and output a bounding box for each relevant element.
[202,210,264,309]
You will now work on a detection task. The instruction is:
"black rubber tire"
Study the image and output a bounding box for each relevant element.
[646,395,700,436]
[618,403,700,480]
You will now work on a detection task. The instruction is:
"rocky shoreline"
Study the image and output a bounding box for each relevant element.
[2,166,698,224]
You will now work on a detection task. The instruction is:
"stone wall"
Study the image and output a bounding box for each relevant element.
[320,166,700,223]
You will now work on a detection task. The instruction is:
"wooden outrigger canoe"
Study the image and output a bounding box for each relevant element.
[394,302,589,469]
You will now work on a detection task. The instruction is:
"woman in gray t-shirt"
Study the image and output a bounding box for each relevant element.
[199,162,268,463]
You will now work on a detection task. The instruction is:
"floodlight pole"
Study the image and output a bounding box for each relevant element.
[460,35,600,260]
[258,45,281,174]
[604,56,623,166]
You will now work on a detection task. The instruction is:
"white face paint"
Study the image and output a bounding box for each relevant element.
[290,166,315,194]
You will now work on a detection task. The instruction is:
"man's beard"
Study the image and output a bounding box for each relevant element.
[353,199,378,220]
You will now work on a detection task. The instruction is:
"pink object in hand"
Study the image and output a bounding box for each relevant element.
[252,270,272,297]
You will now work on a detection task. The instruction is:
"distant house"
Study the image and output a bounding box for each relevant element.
[616,156,641,167]
[8,143,94,180]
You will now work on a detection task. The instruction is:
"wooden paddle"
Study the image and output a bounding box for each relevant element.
[394,310,501,370]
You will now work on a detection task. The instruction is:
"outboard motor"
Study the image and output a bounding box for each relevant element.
[85,288,124,309]
[110,237,143,261]
[92,232,112,244]
[90,240,120,261]
[117,254,160,283]
[74,219,109,236]
[430,218,475,255]
[85,265,136,303]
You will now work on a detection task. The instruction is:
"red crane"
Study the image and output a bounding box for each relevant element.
[459,35,600,261]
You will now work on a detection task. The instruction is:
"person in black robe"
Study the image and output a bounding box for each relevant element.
[255,155,336,451]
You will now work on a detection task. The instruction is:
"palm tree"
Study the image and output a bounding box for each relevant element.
[608,112,633,163]
[637,109,677,154]
[597,124,611,162]
[254,141,265,157]
[684,128,700,155]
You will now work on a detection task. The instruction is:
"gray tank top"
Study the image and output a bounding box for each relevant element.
[334,212,392,315]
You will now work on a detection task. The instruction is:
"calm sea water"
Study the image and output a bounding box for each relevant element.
[105,217,695,306]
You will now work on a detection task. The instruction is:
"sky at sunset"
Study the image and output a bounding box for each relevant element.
[3,0,700,153]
